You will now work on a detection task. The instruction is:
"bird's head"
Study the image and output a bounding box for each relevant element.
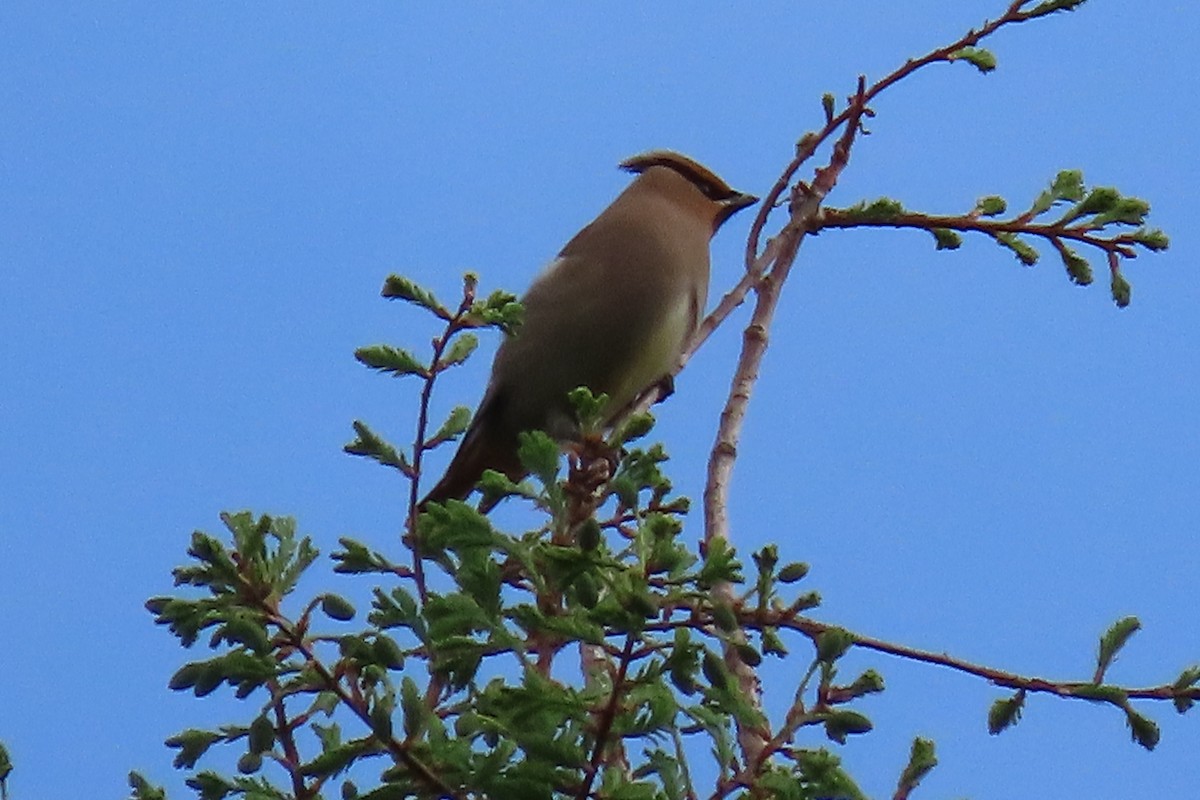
[619,150,758,231]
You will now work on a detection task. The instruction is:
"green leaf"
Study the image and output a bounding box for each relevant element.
[1092,196,1151,227]
[127,773,167,800]
[1030,171,1084,216]
[847,669,885,698]
[815,628,854,664]
[1172,666,1200,714]
[301,741,371,779]
[570,572,599,609]
[1057,244,1093,286]
[1026,0,1089,19]
[702,649,731,691]
[400,676,425,738]
[476,469,532,509]
[822,93,836,121]
[1050,170,1086,202]
[429,406,472,446]
[1030,190,1056,217]
[373,634,406,670]
[440,333,478,368]
[236,752,263,775]
[344,420,411,475]
[734,642,763,667]
[790,590,822,613]
[612,410,655,444]
[987,690,1025,734]
[795,749,867,800]
[930,228,962,250]
[844,197,905,222]
[212,612,271,654]
[712,601,738,633]
[516,430,560,489]
[612,443,672,507]
[994,232,1039,266]
[577,518,602,552]
[778,562,809,583]
[1111,270,1132,308]
[667,628,701,694]
[1061,186,1120,222]
[621,580,658,620]
[1173,666,1200,689]
[248,715,275,754]
[423,591,493,640]
[1096,616,1141,679]
[762,628,788,657]
[419,499,501,555]
[752,545,778,583]
[1131,227,1169,251]
[975,195,1007,217]
[822,710,873,744]
[1125,707,1161,750]
[165,728,223,769]
[697,537,742,588]
[332,537,396,575]
[567,386,608,431]
[181,529,238,587]
[381,275,443,313]
[370,697,395,740]
[896,737,937,796]
[606,777,659,800]
[354,344,427,378]
[949,46,997,73]
[168,662,203,692]
[321,593,356,622]
[468,289,524,333]
[636,749,686,800]
[1071,684,1128,705]
[175,651,274,700]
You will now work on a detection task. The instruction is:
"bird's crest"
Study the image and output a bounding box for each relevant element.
[619,150,741,202]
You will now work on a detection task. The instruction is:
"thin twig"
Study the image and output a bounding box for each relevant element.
[576,635,637,800]
[633,2,1050,415]
[637,606,1198,710]
[817,208,1143,260]
[267,679,311,799]
[700,81,871,770]
[407,276,479,605]
[265,614,466,799]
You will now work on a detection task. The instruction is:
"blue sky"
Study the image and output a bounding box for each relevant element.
[2,3,1198,798]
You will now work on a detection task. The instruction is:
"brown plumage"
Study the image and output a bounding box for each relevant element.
[420,150,756,508]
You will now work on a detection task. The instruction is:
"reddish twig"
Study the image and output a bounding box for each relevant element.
[816,208,1144,260]
[646,605,1199,706]
[576,635,637,800]
[407,277,480,598]
[271,614,465,800]
[633,3,1054,409]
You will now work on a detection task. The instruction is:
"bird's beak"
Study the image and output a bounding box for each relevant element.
[725,191,759,213]
[716,191,759,227]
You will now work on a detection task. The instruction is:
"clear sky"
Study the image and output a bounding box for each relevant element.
[2,3,1197,798]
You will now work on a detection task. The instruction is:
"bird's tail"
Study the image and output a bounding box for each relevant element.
[417,410,522,512]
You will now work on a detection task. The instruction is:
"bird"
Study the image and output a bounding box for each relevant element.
[420,150,757,509]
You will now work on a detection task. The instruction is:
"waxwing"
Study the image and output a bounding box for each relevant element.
[421,150,757,507]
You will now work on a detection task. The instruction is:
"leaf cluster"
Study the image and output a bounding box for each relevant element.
[133,448,879,798]
[832,170,1166,307]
